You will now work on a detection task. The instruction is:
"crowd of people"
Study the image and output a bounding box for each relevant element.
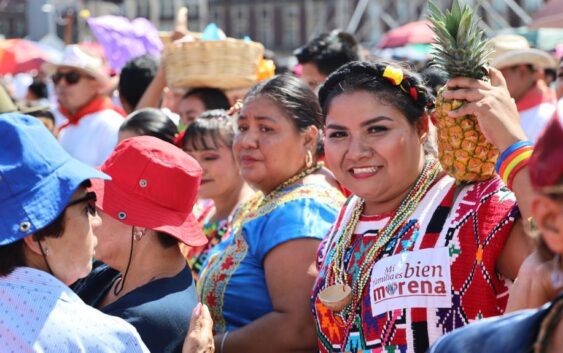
[0,18,562,353]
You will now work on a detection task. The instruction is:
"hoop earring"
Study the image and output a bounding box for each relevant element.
[133,229,145,241]
[305,150,313,168]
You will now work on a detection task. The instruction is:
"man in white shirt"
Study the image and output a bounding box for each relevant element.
[490,34,557,142]
[44,45,124,166]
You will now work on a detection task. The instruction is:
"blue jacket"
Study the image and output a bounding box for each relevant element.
[429,293,563,353]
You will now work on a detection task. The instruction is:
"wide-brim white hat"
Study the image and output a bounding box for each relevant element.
[42,45,113,91]
[490,34,557,70]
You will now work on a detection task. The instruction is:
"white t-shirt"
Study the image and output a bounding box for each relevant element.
[516,82,557,142]
[519,102,556,142]
[58,109,124,167]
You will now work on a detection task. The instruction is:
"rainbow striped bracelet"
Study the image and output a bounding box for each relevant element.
[495,140,534,189]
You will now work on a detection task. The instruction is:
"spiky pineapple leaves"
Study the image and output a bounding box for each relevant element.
[428,0,492,80]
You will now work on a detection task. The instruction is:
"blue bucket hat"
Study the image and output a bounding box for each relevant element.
[0,113,110,246]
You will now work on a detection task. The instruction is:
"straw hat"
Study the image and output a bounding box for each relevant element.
[42,45,113,91]
[490,34,556,70]
[0,85,17,114]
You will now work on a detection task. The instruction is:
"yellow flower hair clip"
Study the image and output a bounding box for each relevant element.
[382,66,404,86]
[257,59,276,82]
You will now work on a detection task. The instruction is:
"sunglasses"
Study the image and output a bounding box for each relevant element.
[66,191,98,216]
[52,71,90,85]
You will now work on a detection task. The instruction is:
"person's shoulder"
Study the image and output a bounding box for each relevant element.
[52,293,148,351]
[281,182,345,209]
[72,262,119,305]
[262,185,343,224]
[114,267,196,317]
[430,308,544,353]
[82,108,124,127]
[459,174,515,204]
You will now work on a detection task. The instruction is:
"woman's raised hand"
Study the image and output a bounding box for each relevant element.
[183,303,215,353]
[442,67,528,152]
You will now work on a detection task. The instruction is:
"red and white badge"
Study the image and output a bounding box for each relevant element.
[369,247,452,316]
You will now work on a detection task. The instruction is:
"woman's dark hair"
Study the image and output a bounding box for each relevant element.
[118,55,159,109]
[421,65,448,98]
[0,181,91,276]
[244,74,323,155]
[183,87,230,111]
[25,108,55,125]
[27,79,48,100]
[244,74,322,131]
[318,60,434,125]
[120,108,177,144]
[155,231,178,248]
[182,109,235,151]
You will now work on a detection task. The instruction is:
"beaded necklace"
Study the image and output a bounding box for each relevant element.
[321,159,442,346]
[229,163,324,232]
[258,163,323,208]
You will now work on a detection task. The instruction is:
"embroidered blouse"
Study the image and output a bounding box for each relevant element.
[198,183,345,333]
[312,175,519,353]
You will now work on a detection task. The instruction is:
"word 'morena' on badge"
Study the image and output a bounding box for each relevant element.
[369,247,452,316]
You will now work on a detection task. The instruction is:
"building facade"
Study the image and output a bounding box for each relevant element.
[0,0,27,39]
[3,0,551,51]
[120,0,551,54]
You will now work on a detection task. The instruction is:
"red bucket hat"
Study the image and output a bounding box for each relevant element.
[529,112,563,191]
[91,136,207,246]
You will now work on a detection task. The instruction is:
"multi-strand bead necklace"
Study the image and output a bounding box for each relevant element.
[321,159,442,345]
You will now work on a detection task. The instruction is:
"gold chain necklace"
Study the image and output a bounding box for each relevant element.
[318,159,442,344]
[258,163,323,208]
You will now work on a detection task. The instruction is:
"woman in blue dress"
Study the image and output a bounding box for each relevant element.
[197,74,345,353]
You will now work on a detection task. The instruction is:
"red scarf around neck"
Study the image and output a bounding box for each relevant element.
[516,80,557,112]
[59,96,125,130]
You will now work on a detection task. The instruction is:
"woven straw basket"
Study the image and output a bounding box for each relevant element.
[163,38,264,90]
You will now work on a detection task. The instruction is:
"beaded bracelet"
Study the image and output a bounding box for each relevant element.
[495,140,534,189]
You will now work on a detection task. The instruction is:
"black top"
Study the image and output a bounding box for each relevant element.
[73,261,197,353]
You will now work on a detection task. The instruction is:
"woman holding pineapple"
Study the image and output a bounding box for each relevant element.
[311,58,534,353]
[310,1,538,351]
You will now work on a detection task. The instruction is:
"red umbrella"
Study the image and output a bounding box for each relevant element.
[0,39,51,74]
[377,20,435,49]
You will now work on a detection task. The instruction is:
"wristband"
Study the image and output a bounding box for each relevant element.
[494,141,533,189]
[500,148,533,182]
[495,140,533,174]
[506,157,530,190]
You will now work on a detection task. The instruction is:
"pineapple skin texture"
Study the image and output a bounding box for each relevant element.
[434,87,499,182]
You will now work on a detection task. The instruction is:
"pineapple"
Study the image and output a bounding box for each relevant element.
[428,0,499,182]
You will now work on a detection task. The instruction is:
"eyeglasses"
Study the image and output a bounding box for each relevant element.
[52,71,89,85]
[66,192,98,216]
